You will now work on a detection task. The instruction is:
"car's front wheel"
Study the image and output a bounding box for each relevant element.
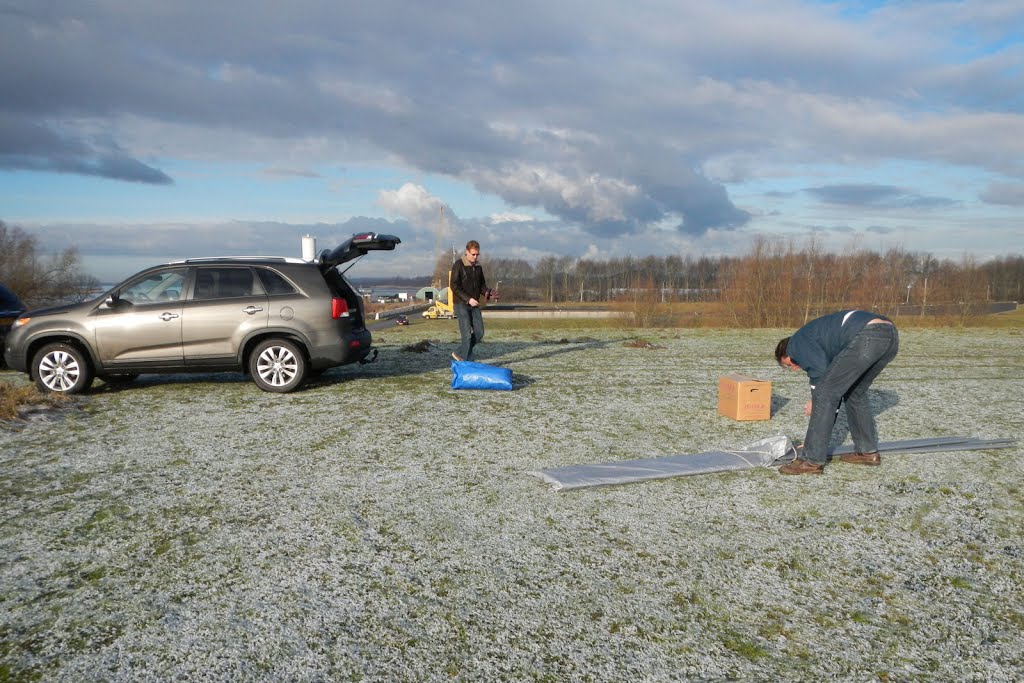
[249,338,307,393]
[32,343,94,394]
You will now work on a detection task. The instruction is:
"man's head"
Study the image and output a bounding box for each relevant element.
[465,240,480,264]
[774,337,800,371]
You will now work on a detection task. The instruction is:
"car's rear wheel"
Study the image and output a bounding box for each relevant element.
[33,343,94,394]
[249,339,307,393]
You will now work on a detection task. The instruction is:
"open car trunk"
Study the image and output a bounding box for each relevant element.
[318,232,401,331]
[319,232,401,272]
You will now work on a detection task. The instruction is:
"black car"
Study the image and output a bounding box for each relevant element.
[0,282,27,366]
[3,232,400,393]
[395,315,409,326]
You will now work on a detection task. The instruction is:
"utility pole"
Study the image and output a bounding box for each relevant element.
[433,205,447,288]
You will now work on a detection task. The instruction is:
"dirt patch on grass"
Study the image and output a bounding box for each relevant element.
[0,379,71,422]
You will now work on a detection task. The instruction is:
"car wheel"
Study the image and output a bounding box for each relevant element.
[249,339,307,393]
[33,343,94,394]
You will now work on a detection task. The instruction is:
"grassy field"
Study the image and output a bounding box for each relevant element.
[2,319,1023,681]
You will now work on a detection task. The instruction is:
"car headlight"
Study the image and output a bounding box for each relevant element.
[13,317,30,327]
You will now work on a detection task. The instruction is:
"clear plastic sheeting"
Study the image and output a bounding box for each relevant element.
[528,435,796,492]
[528,435,1017,492]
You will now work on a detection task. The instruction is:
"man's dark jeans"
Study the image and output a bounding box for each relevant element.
[802,324,899,464]
[455,302,484,361]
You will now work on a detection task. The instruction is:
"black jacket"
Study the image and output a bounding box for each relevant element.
[450,256,487,305]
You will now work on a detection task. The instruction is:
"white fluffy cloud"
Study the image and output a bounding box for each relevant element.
[376,183,450,227]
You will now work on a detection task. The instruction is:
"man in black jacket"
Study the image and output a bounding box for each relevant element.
[774,310,899,475]
[450,240,491,361]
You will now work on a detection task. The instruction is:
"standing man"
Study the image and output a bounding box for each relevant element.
[450,240,490,362]
[774,310,899,475]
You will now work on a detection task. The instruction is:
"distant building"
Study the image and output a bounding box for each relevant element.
[416,286,446,302]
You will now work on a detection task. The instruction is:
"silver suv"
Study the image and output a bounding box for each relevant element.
[3,232,400,394]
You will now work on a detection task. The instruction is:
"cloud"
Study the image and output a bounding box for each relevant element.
[980,182,1024,206]
[2,0,1023,263]
[377,183,451,227]
[489,212,534,224]
[471,161,749,237]
[262,166,322,179]
[803,184,958,210]
[0,115,172,184]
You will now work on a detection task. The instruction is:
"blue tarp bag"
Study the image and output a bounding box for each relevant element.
[451,360,513,390]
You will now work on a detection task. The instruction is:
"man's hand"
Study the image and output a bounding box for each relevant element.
[468,298,479,307]
[804,400,813,416]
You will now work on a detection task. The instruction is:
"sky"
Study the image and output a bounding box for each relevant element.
[2,0,1023,283]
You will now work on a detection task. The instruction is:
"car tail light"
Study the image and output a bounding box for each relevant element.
[331,297,350,319]
[349,339,362,348]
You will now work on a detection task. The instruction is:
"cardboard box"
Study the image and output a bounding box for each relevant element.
[718,373,771,421]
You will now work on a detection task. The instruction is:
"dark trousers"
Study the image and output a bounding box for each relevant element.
[802,324,899,464]
[455,303,484,361]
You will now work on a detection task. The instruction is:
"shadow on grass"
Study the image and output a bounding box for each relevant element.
[83,335,636,395]
[770,394,792,416]
[828,388,901,449]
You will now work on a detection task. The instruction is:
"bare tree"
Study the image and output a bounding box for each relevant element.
[573,258,597,302]
[534,256,558,303]
[982,255,1024,302]
[432,252,453,289]
[912,252,940,316]
[487,257,535,301]
[0,221,98,306]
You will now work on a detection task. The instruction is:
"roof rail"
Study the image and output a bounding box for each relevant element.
[171,256,300,264]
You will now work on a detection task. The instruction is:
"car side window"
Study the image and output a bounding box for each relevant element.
[120,269,187,305]
[192,267,259,300]
[256,268,298,295]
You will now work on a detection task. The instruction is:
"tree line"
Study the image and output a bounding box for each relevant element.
[471,236,1022,327]
[5,218,1021,328]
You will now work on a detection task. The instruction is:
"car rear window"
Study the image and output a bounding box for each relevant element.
[256,268,298,295]
[194,267,259,299]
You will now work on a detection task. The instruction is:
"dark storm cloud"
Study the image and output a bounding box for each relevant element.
[0,114,172,184]
[30,154,170,185]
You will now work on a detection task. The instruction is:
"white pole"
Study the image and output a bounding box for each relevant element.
[301,235,317,261]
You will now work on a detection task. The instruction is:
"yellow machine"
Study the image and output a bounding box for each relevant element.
[421,287,455,319]
[421,267,497,319]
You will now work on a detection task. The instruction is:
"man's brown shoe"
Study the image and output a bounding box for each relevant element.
[778,458,824,475]
[839,451,881,466]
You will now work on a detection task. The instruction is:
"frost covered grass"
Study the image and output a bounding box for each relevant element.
[0,381,69,422]
[2,324,1023,681]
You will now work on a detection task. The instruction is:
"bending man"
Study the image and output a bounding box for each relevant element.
[775,310,899,475]
[450,240,490,362]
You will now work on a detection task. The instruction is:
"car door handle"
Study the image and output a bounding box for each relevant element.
[243,306,264,315]
[160,312,180,321]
